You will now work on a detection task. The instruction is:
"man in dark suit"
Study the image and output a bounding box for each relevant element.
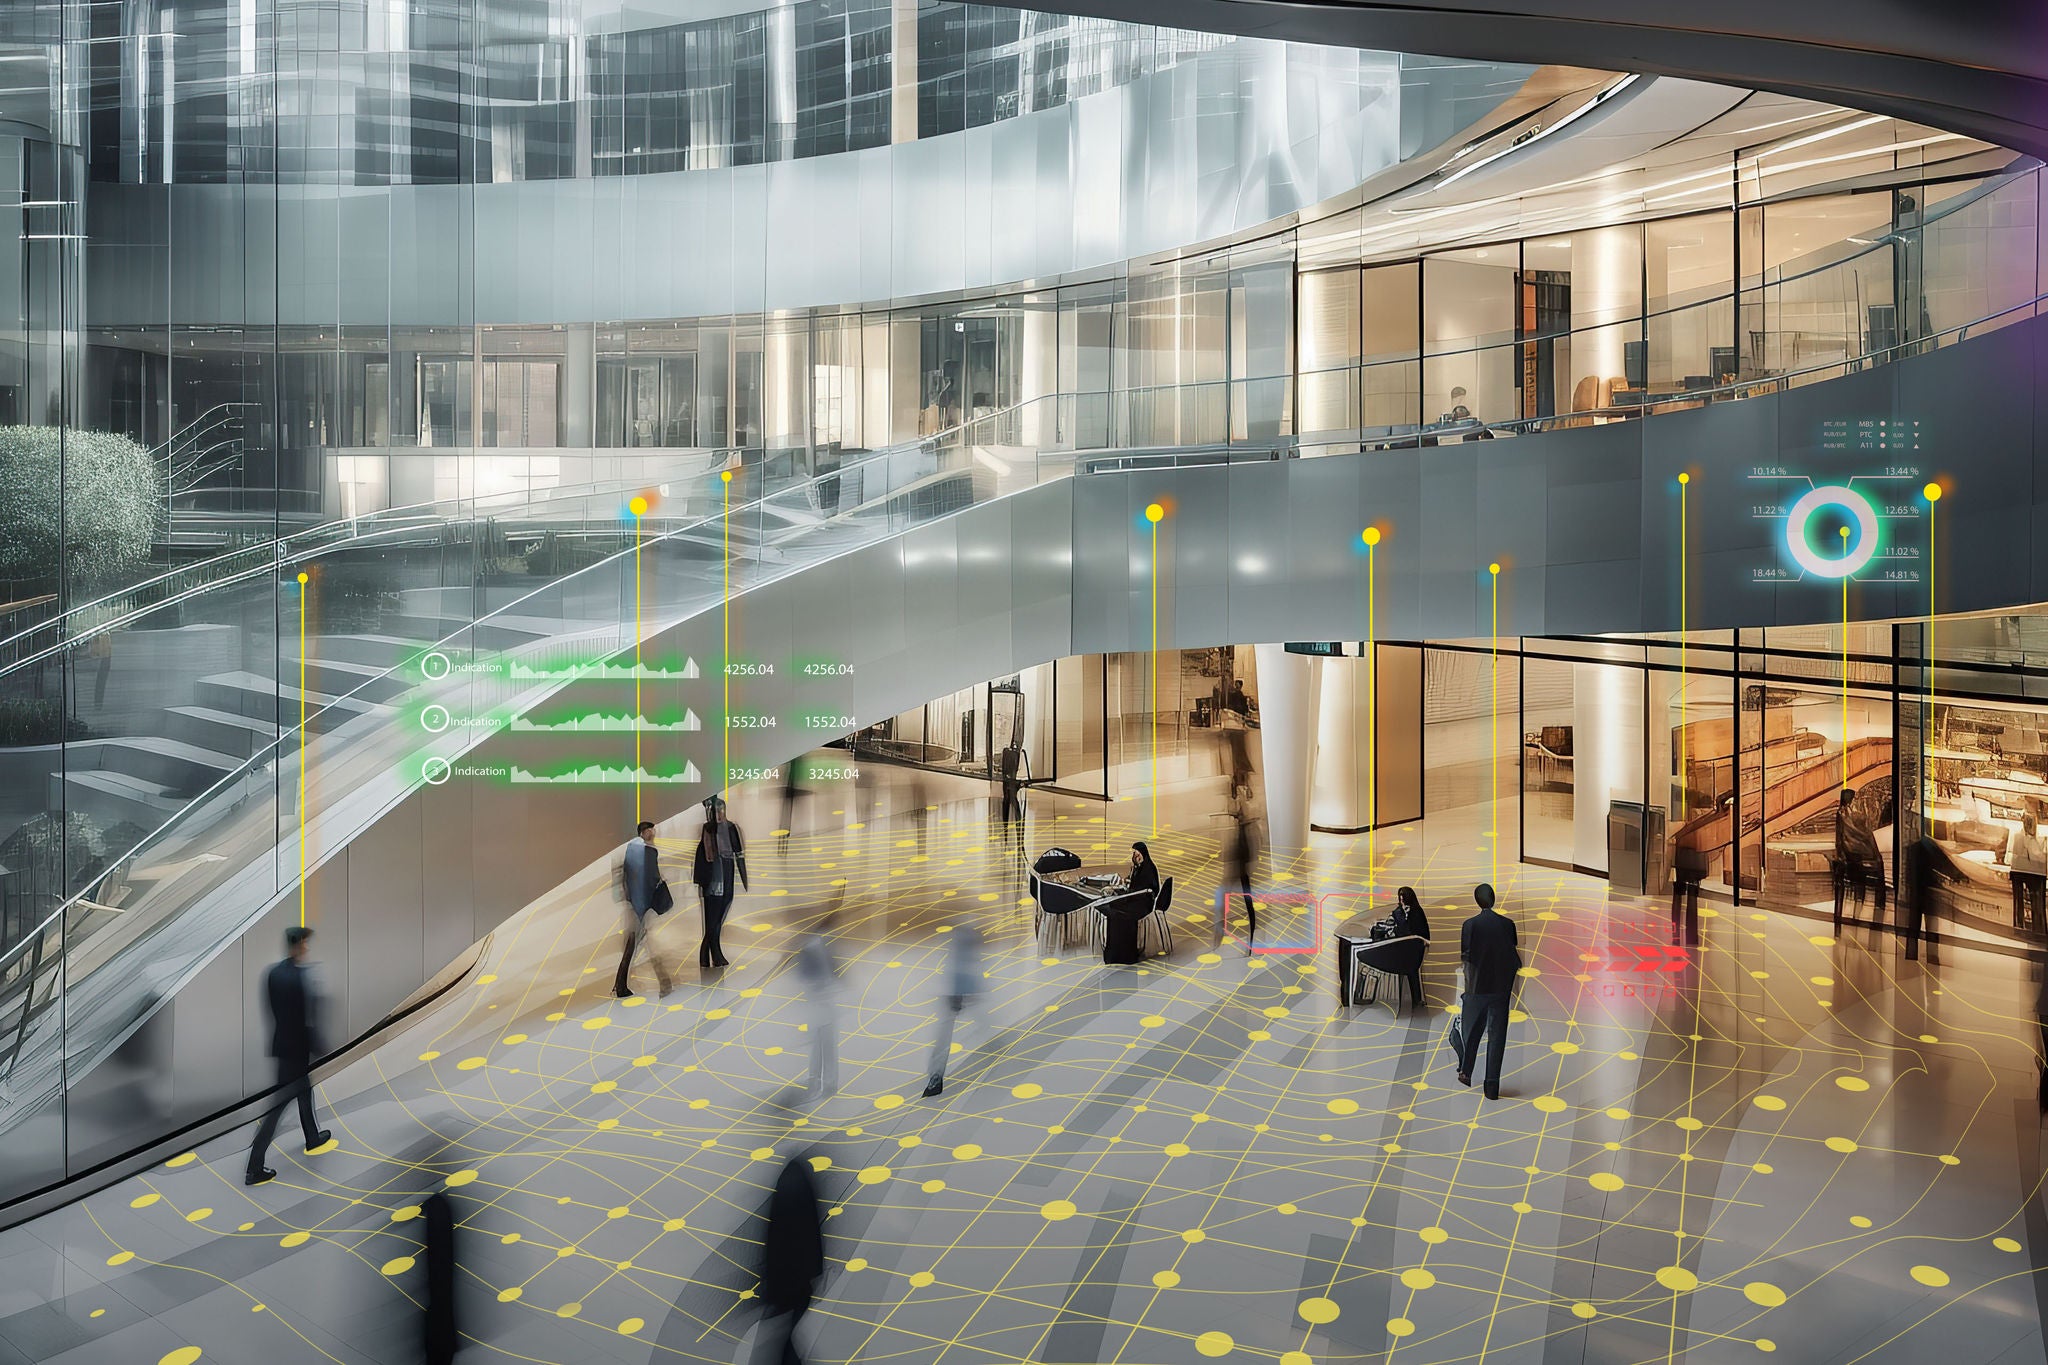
[246,925,331,1185]
[1454,883,1520,1100]
[617,820,674,997]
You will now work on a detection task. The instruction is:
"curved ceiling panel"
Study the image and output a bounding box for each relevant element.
[1015,0,2048,158]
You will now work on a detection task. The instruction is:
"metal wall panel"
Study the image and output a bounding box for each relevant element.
[344,796,425,1039]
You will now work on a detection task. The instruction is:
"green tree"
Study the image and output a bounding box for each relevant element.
[0,426,161,595]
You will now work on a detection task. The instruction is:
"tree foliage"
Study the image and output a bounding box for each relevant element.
[0,426,161,594]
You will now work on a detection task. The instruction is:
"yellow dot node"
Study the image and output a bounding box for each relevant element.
[857,1166,891,1185]
[160,1351,204,1365]
[1196,1331,1234,1357]
[720,470,733,483]
[1011,1083,1043,1099]
[1041,1200,1078,1221]
[1419,1226,1450,1244]
[1181,1228,1206,1244]
[1909,1265,1950,1288]
[1924,483,1942,501]
[619,1318,646,1335]
[1327,1098,1359,1116]
[1362,527,1380,546]
[1299,1296,1340,1323]
[909,1271,936,1288]
[1995,1237,2023,1252]
[497,1288,522,1303]
[1571,1302,1597,1319]
[1656,1266,1699,1293]
[106,1251,134,1266]
[1743,1282,1786,1307]
[1400,1268,1436,1290]
[1589,1172,1626,1193]
[1550,1041,1580,1056]
[381,1256,414,1276]
[1145,502,1164,523]
[1153,1270,1181,1288]
[1825,1137,1859,1154]
[1533,1096,1567,1114]
[1678,472,1690,485]
[1387,1318,1416,1338]
[280,1232,311,1248]
[130,1193,159,1209]
[1753,1095,1786,1111]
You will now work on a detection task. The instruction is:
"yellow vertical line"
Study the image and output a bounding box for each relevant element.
[1489,562,1500,884]
[1678,474,1688,821]
[1150,518,1158,840]
[1841,526,1850,788]
[1926,482,1940,723]
[1366,534,1377,893]
[296,571,308,927]
[634,518,643,821]
[723,471,732,789]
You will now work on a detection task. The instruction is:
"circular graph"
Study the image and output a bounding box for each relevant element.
[1783,484,1879,579]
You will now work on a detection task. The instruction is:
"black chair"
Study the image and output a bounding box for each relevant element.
[1095,889,1153,965]
[1034,847,1082,876]
[1037,879,1093,949]
[1149,877,1176,957]
[1351,935,1427,1012]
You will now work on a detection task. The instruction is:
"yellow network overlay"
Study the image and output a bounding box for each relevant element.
[81,791,2038,1365]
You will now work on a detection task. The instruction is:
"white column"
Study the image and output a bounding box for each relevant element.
[1572,661,1644,873]
[1310,655,1373,831]
[1254,644,1321,856]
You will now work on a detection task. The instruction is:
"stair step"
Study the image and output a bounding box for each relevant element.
[296,656,414,705]
[308,632,431,670]
[194,670,383,731]
[61,768,179,811]
[164,705,278,759]
[75,735,243,794]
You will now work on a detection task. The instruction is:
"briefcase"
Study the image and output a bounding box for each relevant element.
[652,879,675,915]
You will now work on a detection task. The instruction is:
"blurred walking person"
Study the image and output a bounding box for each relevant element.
[779,755,811,838]
[694,796,749,969]
[793,911,843,1097]
[616,820,675,998]
[1221,786,1259,950]
[758,1157,825,1365]
[246,925,331,1185]
[922,923,985,1098]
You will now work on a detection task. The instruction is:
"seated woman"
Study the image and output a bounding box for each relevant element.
[1127,841,1161,900]
[1392,885,1430,940]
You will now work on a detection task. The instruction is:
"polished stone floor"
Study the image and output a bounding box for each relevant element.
[2,768,2046,1365]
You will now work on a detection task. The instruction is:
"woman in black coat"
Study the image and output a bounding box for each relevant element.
[1127,841,1161,899]
[693,796,749,968]
[1393,885,1431,940]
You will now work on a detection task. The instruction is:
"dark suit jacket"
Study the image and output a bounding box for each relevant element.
[265,958,320,1069]
[692,824,749,893]
[1459,909,1521,997]
[621,839,660,914]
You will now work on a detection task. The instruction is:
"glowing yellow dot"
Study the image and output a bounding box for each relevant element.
[1824,1137,1858,1154]
[1656,1266,1699,1293]
[1571,1303,1597,1319]
[381,1256,414,1276]
[1753,1095,1786,1111]
[1153,1270,1181,1288]
[951,1143,982,1160]
[720,470,733,483]
[456,1057,486,1071]
[1678,472,1690,485]
[295,572,308,585]
[1041,1200,1078,1221]
[1589,1172,1625,1192]
[1840,525,1850,539]
[556,1302,582,1319]
[1835,1076,1869,1092]
[628,495,648,516]
[908,1271,935,1288]
[1419,1226,1449,1244]
[1995,1237,2022,1252]
[1488,562,1500,575]
[1327,1098,1359,1116]
[1909,1265,1949,1288]
[1399,1268,1435,1290]
[1181,1228,1206,1243]
[1362,527,1381,546]
[498,1287,522,1303]
[129,1193,159,1209]
[418,1050,441,1061]
[845,1258,868,1272]
[857,1166,891,1185]
[618,1318,645,1335]
[106,1251,134,1266]
[921,1179,946,1194]
[159,1350,203,1365]
[1011,1083,1043,1099]
[1533,1096,1567,1114]
[1551,1041,1580,1055]
[1196,1331,1233,1356]
[1140,1015,1166,1028]
[663,1217,687,1231]
[1924,483,1942,502]
[1757,1341,1777,1353]
[873,1095,904,1111]
[165,1152,196,1168]
[1299,1296,1340,1323]
[1743,1282,1786,1307]
[389,1205,420,1223]
[1387,1318,1416,1338]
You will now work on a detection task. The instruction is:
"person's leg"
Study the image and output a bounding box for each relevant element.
[709,895,731,966]
[292,1070,321,1145]
[699,898,715,969]
[1456,992,1484,1082]
[617,922,642,994]
[925,997,960,1094]
[246,1094,285,1178]
[1482,994,1512,1098]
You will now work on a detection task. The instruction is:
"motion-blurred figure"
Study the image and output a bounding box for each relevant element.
[1222,787,1259,950]
[246,925,331,1185]
[616,820,675,998]
[694,796,749,969]
[422,1190,459,1364]
[922,923,985,1098]
[793,911,842,1097]
[996,740,1029,833]
[759,1157,825,1365]
[779,755,811,838]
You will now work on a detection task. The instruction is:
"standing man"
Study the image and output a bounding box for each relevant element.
[246,925,331,1185]
[616,820,674,998]
[922,923,985,1098]
[1454,883,1520,1101]
[693,795,749,969]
